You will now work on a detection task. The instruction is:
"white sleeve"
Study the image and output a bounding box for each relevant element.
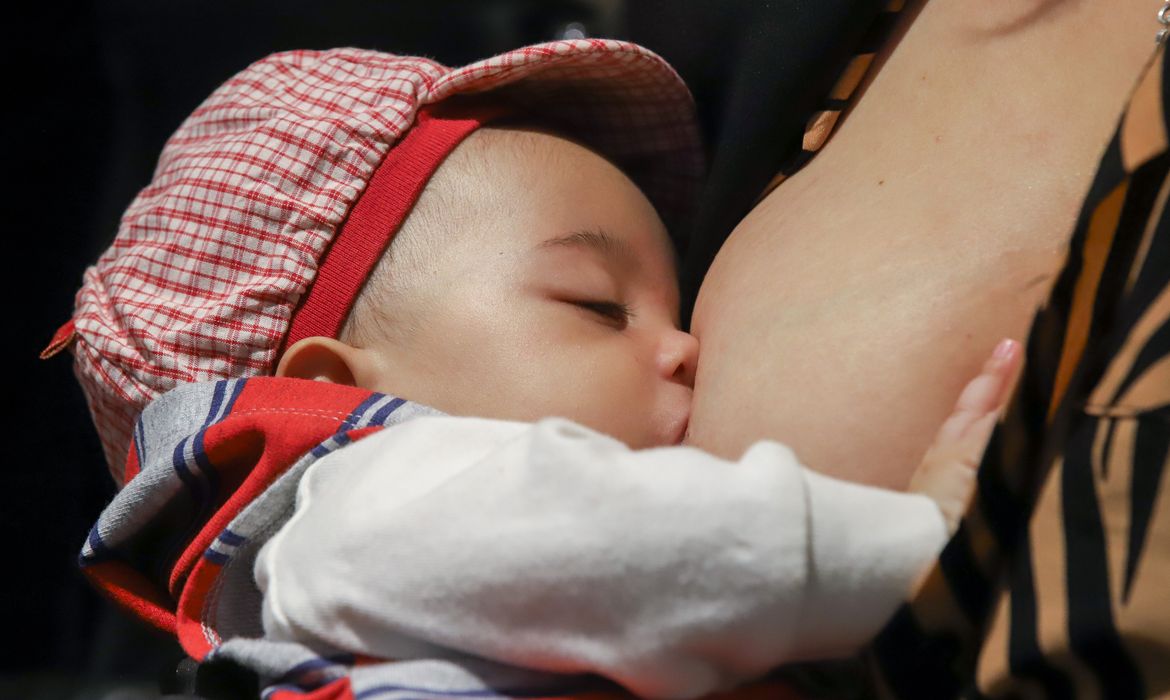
[255,416,946,699]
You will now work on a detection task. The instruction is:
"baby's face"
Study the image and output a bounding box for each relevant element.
[358,128,696,447]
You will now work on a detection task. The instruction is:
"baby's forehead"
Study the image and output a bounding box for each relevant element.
[450,126,634,182]
[460,127,657,203]
[388,122,678,306]
[446,126,584,175]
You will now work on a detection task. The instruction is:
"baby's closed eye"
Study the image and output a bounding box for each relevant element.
[571,299,633,328]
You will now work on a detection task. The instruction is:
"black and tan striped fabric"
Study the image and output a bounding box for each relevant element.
[867,45,1170,699]
[758,0,906,201]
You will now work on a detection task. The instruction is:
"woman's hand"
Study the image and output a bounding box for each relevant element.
[910,339,1022,532]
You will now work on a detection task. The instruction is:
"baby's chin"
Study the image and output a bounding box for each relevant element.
[603,425,680,450]
[557,408,690,449]
[655,412,690,448]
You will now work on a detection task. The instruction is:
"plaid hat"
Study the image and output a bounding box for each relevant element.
[46,41,703,483]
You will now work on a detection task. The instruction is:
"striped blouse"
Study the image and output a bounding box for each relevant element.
[711,1,1170,696]
[802,14,1170,700]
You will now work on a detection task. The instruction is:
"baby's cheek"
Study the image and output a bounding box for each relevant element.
[602,387,663,447]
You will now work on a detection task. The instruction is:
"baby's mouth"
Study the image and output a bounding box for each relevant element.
[671,413,691,445]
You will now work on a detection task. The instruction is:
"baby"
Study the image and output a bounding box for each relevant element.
[59,43,1018,700]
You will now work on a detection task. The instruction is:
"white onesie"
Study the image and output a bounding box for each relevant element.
[255,415,946,699]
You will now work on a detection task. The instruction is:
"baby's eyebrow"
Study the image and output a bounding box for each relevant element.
[536,229,633,264]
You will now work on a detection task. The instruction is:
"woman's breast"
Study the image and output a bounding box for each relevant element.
[686,0,1153,488]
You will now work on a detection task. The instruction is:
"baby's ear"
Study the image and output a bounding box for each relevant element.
[275,336,361,386]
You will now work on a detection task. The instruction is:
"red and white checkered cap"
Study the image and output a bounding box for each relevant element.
[55,41,703,482]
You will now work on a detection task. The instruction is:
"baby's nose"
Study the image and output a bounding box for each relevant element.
[657,329,698,387]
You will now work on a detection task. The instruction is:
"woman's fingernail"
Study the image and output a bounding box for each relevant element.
[992,338,1016,363]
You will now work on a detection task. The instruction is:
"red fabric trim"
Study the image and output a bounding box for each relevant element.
[178,560,221,659]
[39,319,76,359]
[165,380,383,597]
[123,436,142,484]
[283,107,494,351]
[83,561,177,634]
[270,678,354,700]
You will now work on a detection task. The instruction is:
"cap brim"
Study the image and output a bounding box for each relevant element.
[424,39,704,240]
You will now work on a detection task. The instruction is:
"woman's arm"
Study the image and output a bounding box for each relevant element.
[687,0,1155,490]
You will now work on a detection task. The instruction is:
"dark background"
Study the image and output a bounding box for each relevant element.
[9,1,886,696]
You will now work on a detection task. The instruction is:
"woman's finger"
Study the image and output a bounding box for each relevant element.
[953,411,1002,469]
[933,339,1021,446]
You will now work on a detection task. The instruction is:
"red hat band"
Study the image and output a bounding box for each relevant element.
[284,105,499,350]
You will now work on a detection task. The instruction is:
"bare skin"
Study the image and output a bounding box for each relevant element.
[688,0,1157,489]
[276,126,1024,526]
